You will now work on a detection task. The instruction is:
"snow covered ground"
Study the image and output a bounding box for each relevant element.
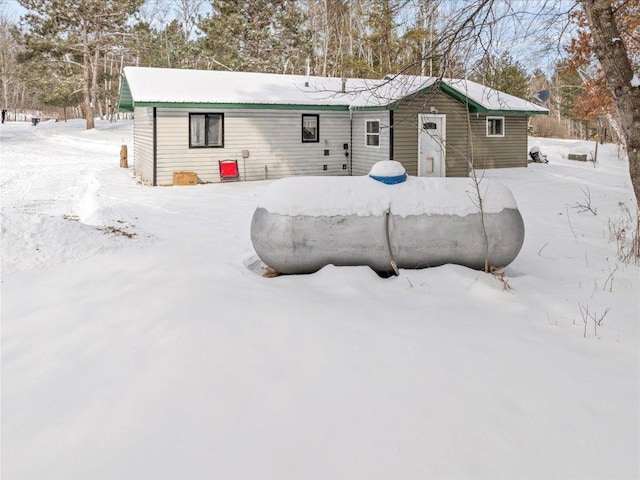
[1,119,638,479]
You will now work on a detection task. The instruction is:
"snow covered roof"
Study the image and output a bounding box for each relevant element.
[386,75,548,114]
[119,67,548,114]
[442,77,548,114]
[118,67,426,111]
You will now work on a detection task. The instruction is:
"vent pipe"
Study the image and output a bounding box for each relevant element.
[341,78,347,93]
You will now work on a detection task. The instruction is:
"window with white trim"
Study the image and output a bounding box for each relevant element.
[190,113,224,147]
[486,116,505,137]
[366,120,380,147]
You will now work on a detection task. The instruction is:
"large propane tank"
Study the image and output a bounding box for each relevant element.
[251,161,524,275]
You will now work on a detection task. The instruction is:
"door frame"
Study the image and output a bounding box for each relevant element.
[417,113,447,177]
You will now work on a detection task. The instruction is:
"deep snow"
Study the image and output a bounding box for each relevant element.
[1,119,638,480]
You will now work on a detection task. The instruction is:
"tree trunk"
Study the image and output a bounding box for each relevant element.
[82,21,95,130]
[92,43,103,120]
[581,0,640,210]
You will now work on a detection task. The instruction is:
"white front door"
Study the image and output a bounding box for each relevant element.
[418,114,446,177]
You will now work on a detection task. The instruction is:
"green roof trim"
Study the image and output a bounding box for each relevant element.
[475,109,549,116]
[123,101,350,111]
[351,104,396,111]
[438,82,487,112]
[118,75,134,112]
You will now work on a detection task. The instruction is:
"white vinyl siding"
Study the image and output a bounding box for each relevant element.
[350,111,390,176]
[133,107,154,185]
[153,108,351,185]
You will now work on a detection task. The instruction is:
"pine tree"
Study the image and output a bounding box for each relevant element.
[198,0,310,74]
[472,52,529,98]
[306,0,370,78]
[366,0,398,76]
[403,0,433,76]
[37,67,83,121]
[550,61,584,121]
[19,0,143,129]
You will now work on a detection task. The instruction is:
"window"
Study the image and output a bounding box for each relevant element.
[302,114,319,142]
[486,116,505,137]
[190,113,224,148]
[366,120,380,147]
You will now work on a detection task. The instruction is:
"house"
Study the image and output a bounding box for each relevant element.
[118,67,547,186]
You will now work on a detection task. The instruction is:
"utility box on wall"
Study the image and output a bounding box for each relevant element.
[173,171,198,186]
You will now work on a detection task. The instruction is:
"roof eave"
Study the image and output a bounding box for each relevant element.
[483,109,549,116]
[351,103,396,111]
[437,82,487,112]
[127,101,351,111]
[439,82,548,116]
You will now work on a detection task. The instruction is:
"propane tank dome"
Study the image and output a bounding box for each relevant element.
[369,160,407,185]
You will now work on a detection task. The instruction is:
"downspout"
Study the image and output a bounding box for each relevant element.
[389,110,394,161]
[152,107,157,186]
[349,105,353,176]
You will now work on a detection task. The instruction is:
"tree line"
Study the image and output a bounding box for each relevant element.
[0,1,558,127]
[2,1,632,135]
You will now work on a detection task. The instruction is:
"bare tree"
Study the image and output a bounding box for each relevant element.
[173,0,207,41]
[0,12,19,111]
[579,0,640,210]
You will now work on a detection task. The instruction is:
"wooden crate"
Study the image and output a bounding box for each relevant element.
[173,171,198,186]
[568,153,587,162]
